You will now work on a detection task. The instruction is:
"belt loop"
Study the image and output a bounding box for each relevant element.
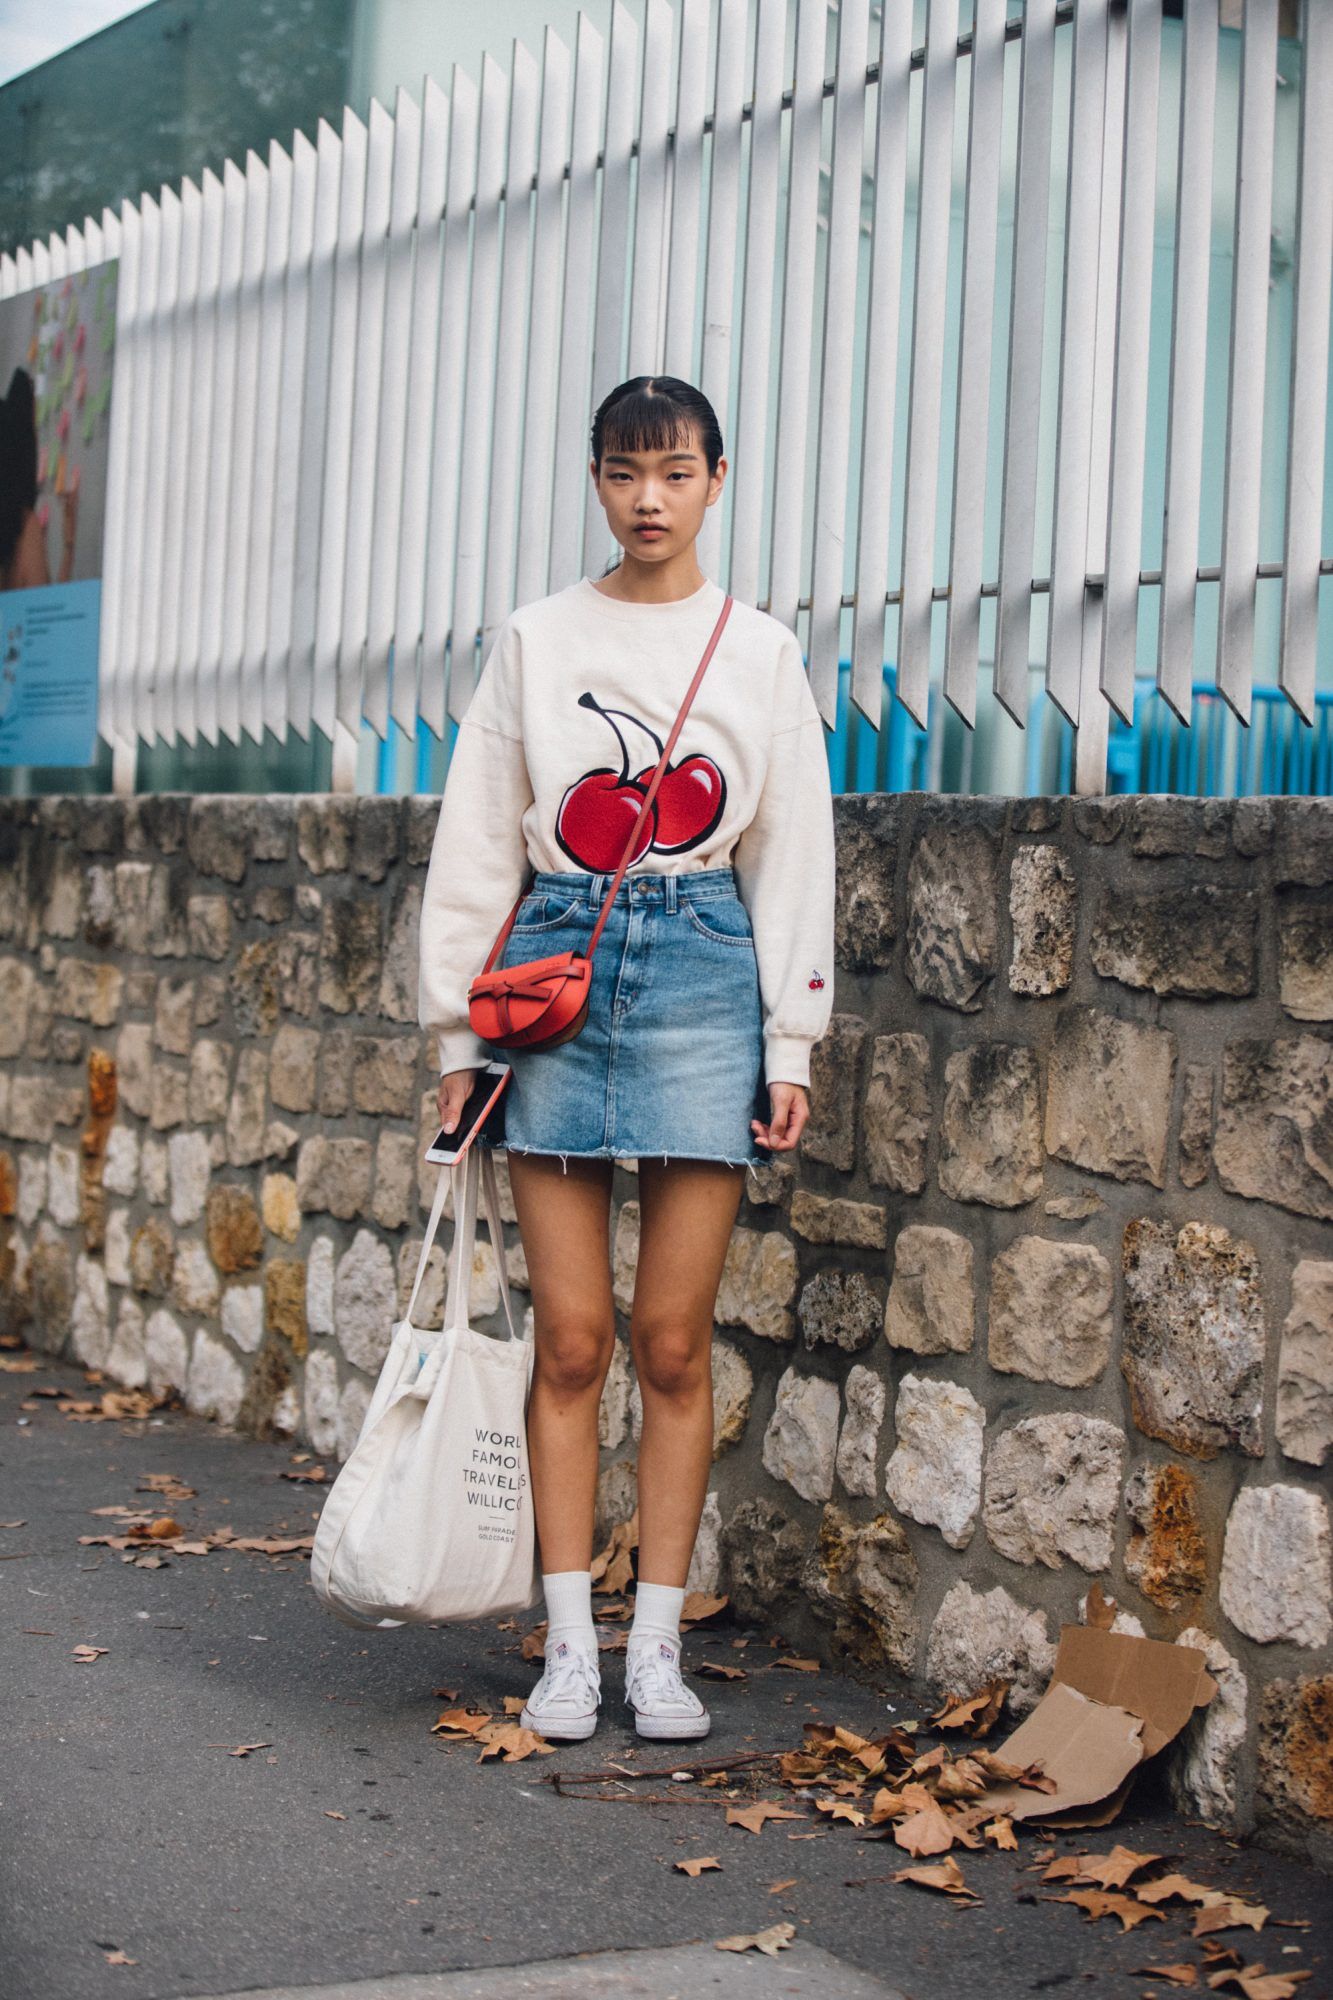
[666,874,678,913]
[588,872,603,907]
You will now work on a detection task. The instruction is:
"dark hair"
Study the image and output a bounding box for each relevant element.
[0,367,39,578]
[590,377,724,575]
[590,376,724,479]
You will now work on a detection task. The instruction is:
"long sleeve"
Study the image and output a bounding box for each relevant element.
[418,624,534,1075]
[732,655,836,1091]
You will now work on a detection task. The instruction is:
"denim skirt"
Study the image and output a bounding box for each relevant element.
[492,866,767,1170]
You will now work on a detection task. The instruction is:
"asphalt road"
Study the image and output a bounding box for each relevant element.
[1,1347,1328,2000]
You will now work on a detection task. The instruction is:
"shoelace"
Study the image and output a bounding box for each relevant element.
[626,1645,700,1712]
[534,1647,600,1711]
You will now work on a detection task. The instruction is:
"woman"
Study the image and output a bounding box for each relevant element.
[418,376,836,1742]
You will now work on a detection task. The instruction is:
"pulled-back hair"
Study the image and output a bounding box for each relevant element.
[590,376,724,478]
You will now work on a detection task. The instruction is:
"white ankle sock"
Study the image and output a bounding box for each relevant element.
[542,1570,597,1657]
[629,1580,685,1651]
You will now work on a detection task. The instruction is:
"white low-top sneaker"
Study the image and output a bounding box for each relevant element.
[519,1638,602,1741]
[624,1636,712,1741]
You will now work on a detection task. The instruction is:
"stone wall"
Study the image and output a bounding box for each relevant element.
[0,791,1329,1864]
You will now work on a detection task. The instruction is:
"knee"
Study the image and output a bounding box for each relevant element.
[632,1321,709,1403]
[534,1318,613,1399]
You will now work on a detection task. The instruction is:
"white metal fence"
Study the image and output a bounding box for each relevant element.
[2,0,1329,796]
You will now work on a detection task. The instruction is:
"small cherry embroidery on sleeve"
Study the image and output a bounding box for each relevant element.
[808,969,825,988]
[555,690,727,869]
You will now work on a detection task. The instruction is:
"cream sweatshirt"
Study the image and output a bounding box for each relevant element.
[418,574,836,1089]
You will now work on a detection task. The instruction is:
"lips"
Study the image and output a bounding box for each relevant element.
[635,526,666,537]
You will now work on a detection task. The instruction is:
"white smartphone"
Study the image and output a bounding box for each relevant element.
[424,1060,512,1165]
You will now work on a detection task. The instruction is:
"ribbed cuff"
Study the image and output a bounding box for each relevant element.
[435,1027,491,1077]
[763,1033,814,1091]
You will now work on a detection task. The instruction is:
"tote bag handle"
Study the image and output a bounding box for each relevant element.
[402,1144,518,1342]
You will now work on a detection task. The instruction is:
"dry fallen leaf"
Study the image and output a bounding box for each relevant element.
[1070,1846,1164,1890]
[102,1948,137,1966]
[476,1722,554,1762]
[1131,1968,1199,1989]
[1084,1580,1118,1629]
[502,1695,528,1716]
[521,1623,547,1662]
[1194,1897,1270,1939]
[680,1592,728,1624]
[324,1811,347,1820]
[766,1878,798,1895]
[929,1679,1009,1737]
[815,1797,867,1827]
[1135,1873,1221,1906]
[1206,1968,1311,2000]
[774,1656,821,1673]
[1053,1889,1167,1933]
[893,1786,956,1859]
[431,1708,494,1738]
[725,1802,806,1836]
[696,1661,747,1681]
[714,1923,796,1957]
[207,1742,274,1757]
[71,1643,109,1662]
[674,1855,722,1878]
[891,1855,980,1901]
[984,1818,1018,1851]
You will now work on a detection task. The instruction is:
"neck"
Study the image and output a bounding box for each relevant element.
[594,548,707,604]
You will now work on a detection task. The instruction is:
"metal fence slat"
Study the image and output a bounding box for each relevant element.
[728,0,786,612]
[516,28,573,612]
[551,14,605,595]
[243,138,295,746]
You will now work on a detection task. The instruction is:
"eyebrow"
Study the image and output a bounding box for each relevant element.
[601,451,699,464]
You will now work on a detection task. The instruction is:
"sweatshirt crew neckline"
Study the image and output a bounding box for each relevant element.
[577,574,722,618]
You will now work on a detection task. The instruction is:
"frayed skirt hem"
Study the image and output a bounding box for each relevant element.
[498,1141,766,1175]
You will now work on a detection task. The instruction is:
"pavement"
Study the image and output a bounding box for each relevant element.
[1,1344,1329,2000]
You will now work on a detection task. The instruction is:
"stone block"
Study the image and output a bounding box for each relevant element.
[306,1236,336,1336]
[1214,1034,1333,1221]
[297,797,357,875]
[153,977,195,1057]
[1178,1065,1213,1188]
[225,1047,269,1168]
[352,1034,417,1118]
[789,1189,887,1250]
[713,1222,799,1344]
[269,1025,319,1114]
[798,1268,884,1353]
[319,899,383,1016]
[926,1581,1055,1718]
[53,957,123,1027]
[905,815,1000,1011]
[1277,893,1333,1020]
[1091,882,1257,998]
[685,1491,723,1597]
[1122,1218,1264,1459]
[885,1373,984,1550]
[939,1043,1043,1207]
[983,1412,1125,1571]
[0,959,34,1057]
[803,1504,917,1672]
[105,1295,147,1387]
[297,1136,374,1222]
[206,1183,264,1273]
[47,1144,80,1228]
[1169,1628,1247,1832]
[379,881,423,1021]
[220,1283,264,1354]
[599,1340,632,1451]
[352,796,401,882]
[130,1217,174,1296]
[304,1349,340,1456]
[761,1367,840,1503]
[1128,797,1231,859]
[144,1307,189,1394]
[1277,1259,1333,1467]
[1257,1677,1333,1861]
[1124,1463,1208,1611]
[185,1328,246,1427]
[149,1064,189,1131]
[988,1236,1113,1387]
[186,797,255,884]
[188,1040,232,1124]
[835,1364,885,1499]
[173,1238,220,1317]
[800,1013,868,1174]
[863,1032,931,1194]
[1045,1005,1176,1188]
[261,1173,300,1243]
[188,895,232,961]
[1273,797,1333,888]
[265,1257,310,1358]
[1220,1485,1331,1648]
[372,1131,417,1231]
[831,796,900,972]
[884,1224,974,1355]
[167,1130,211,1227]
[1008,845,1076,996]
[722,1498,806,1622]
[70,1254,111,1367]
[335,1229,398,1372]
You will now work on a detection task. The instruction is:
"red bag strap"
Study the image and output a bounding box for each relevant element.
[482,590,734,972]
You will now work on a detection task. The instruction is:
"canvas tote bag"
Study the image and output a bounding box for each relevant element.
[310,1140,539,1629]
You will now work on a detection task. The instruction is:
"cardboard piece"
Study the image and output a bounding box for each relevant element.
[980,1682,1145,1823]
[979,1624,1217,1825]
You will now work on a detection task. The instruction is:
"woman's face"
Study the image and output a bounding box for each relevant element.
[590,423,725,564]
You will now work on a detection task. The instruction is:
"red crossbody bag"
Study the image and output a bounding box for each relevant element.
[467,593,734,1053]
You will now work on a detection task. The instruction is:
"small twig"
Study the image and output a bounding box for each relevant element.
[545,1748,777,1789]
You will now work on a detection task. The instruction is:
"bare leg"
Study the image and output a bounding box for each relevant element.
[506,1151,616,1574]
[630,1158,747,1587]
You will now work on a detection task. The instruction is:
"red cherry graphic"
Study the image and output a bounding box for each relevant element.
[555,695,658,870]
[809,971,825,989]
[556,694,727,869]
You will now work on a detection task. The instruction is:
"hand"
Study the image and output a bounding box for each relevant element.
[438,1066,481,1134]
[751,1081,809,1153]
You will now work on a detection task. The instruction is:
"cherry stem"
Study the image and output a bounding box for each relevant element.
[577,690,665,774]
